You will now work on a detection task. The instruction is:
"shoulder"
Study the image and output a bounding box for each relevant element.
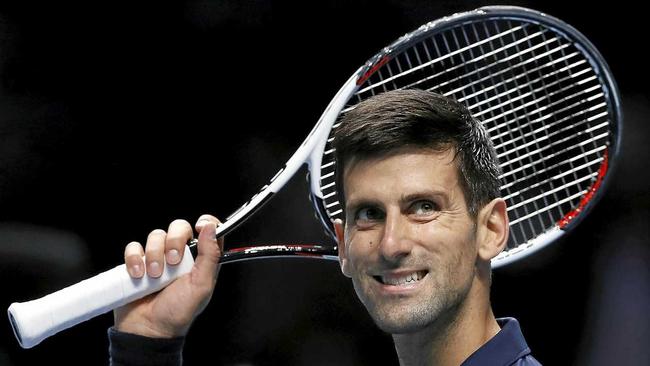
[461,317,542,366]
[511,354,543,365]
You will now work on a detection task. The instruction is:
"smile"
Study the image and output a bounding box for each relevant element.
[374,270,428,286]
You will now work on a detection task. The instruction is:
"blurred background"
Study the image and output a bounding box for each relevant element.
[0,1,647,365]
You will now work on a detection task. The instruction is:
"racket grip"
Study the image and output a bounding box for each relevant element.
[7,245,194,349]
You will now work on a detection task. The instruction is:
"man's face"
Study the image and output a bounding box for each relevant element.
[337,148,479,334]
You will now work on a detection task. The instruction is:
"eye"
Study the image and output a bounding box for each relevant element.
[355,207,385,223]
[411,200,438,216]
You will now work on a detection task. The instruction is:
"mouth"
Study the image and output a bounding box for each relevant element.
[373,270,428,286]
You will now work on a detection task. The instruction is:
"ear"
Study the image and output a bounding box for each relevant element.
[334,219,351,278]
[476,198,509,262]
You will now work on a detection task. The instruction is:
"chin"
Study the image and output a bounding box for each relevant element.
[374,318,430,335]
[367,301,440,335]
[362,288,470,337]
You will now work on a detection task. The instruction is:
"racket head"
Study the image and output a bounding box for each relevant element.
[309,6,622,268]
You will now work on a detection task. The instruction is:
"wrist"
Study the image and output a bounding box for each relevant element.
[114,312,188,339]
[114,322,176,339]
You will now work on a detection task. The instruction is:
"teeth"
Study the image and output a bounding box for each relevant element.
[380,271,426,286]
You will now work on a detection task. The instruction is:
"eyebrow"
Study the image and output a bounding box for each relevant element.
[344,198,382,214]
[400,190,450,206]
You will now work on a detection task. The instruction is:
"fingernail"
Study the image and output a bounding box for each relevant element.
[166,249,180,264]
[129,264,143,278]
[196,219,209,228]
[148,261,162,277]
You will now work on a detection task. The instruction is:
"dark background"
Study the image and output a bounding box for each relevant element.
[0,1,647,365]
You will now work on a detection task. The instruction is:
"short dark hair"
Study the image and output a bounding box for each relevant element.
[333,89,500,218]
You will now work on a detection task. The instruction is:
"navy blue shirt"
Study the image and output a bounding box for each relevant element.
[461,317,542,366]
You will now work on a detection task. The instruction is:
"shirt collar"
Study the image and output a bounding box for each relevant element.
[460,317,532,366]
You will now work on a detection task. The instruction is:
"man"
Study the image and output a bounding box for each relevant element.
[110,89,541,365]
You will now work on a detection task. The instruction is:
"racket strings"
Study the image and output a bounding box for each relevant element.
[454,23,549,247]
[499,21,588,242]
[319,17,613,251]
[465,20,552,247]
[441,22,553,245]
[483,21,607,245]
[521,23,609,231]
[529,24,585,229]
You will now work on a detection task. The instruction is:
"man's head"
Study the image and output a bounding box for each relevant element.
[331,89,508,335]
[333,89,500,219]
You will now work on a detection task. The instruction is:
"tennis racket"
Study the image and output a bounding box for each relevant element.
[8,5,621,348]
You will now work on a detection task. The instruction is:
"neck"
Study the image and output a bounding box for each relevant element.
[392,276,501,366]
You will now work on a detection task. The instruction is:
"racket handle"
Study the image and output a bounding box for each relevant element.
[7,245,194,349]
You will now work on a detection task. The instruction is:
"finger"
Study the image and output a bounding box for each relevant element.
[166,219,193,265]
[124,241,145,278]
[195,214,224,252]
[195,214,220,232]
[145,229,166,278]
[193,221,222,288]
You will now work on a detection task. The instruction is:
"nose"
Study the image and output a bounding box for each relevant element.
[378,210,414,263]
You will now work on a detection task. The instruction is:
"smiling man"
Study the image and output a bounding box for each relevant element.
[331,89,541,365]
[110,89,541,365]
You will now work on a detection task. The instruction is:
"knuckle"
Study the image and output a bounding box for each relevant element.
[170,219,191,228]
[149,228,167,236]
[168,220,192,241]
[125,253,142,263]
[147,229,167,244]
[145,240,165,254]
[124,241,143,255]
[166,234,190,247]
[125,241,141,249]
[197,214,219,223]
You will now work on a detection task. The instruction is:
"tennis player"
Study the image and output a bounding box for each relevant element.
[109,89,542,365]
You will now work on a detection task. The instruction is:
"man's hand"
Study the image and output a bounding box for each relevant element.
[113,214,224,338]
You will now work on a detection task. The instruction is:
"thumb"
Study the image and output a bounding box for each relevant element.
[193,221,222,288]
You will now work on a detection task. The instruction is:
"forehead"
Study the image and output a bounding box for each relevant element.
[342,147,462,199]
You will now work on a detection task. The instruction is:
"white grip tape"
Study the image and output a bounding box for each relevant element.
[7,245,194,348]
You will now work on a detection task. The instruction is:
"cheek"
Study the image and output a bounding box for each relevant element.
[346,235,378,270]
[349,242,372,262]
[450,234,478,284]
[348,228,377,249]
[429,228,476,275]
